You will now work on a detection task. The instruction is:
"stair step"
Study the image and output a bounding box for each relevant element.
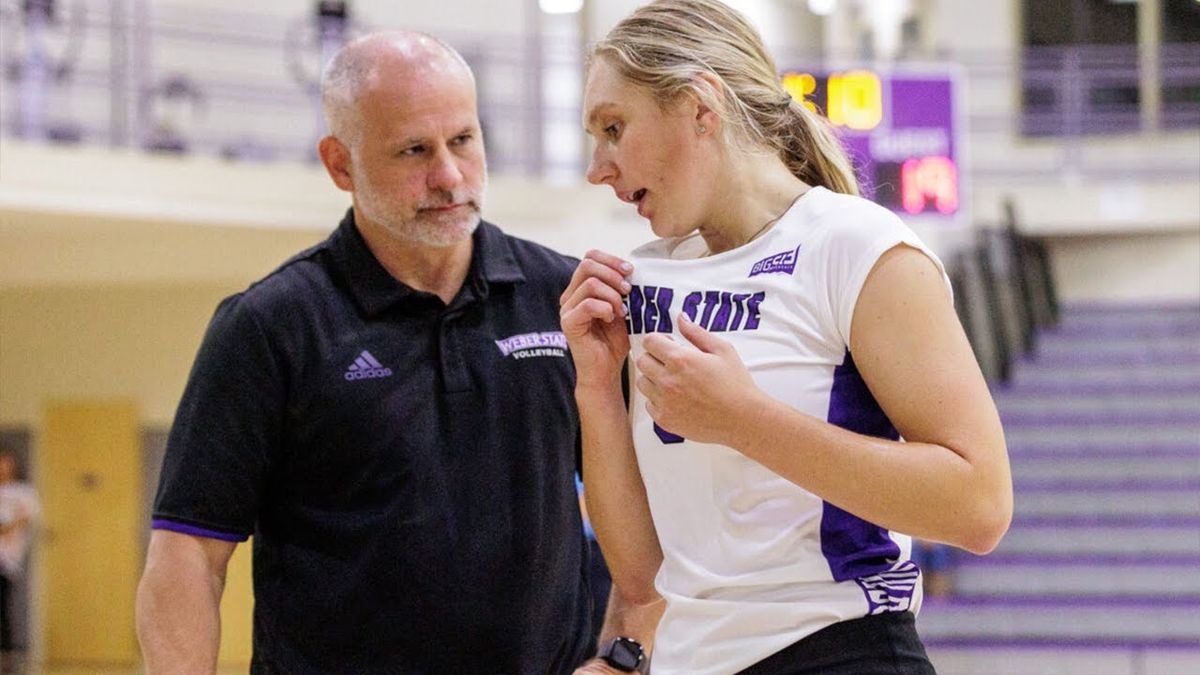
[1036,336,1200,358]
[1021,349,1200,368]
[1011,456,1200,482]
[1059,303,1200,323]
[1045,319,1200,339]
[1001,409,1200,425]
[1004,425,1200,448]
[952,557,1200,597]
[1011,362,1200,386]
[1015,478,1200,491]
[1006,444,1198,458]
[1014,488,1200,518]
[995,524,1200,556]
[916,597,1200,644]
[926,644,1200,675]
[993,391,1200,413]
[995,380,1200,396]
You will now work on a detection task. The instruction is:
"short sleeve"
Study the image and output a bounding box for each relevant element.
[821,202,951,348]
[151,293,285,541]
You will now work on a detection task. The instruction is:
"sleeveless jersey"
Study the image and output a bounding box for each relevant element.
[623,187,950,674]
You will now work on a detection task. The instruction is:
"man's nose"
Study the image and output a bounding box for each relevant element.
[427,147,465,191]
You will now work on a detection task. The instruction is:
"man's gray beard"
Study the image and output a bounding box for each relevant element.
[358,197,484,248]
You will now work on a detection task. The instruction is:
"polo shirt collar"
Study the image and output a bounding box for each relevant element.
[329,208,525,316]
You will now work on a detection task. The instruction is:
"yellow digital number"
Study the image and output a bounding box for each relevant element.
[781,72,819,114]
[827,70,883,131]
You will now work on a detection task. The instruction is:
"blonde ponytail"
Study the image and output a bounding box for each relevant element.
[593,0,860,196]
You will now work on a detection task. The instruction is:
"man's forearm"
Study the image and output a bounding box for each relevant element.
[136,532,232,674]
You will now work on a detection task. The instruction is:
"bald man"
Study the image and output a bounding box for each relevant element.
[136,32,644,674]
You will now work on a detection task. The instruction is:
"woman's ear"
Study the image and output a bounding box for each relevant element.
[691,71,724,136]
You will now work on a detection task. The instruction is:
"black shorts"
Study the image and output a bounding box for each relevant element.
[735,612,936,675]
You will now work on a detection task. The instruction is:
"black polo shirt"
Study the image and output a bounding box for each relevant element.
[153,210,594,673]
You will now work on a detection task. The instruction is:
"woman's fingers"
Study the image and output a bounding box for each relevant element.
[560,256,631,306]
[561,275,627,323]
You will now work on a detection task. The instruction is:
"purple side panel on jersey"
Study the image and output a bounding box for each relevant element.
[152,518,248,542]
[821,351,905,592]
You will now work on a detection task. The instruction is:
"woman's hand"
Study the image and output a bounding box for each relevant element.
[636,313,768,446]
[560,250,634,390]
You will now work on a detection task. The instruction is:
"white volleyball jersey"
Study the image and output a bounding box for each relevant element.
[624,187,949,675]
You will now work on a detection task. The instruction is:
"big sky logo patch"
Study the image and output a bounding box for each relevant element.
[749,244,802,278]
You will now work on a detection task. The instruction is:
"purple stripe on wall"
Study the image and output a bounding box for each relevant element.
[822,351,903,585]
[152,518,249,542]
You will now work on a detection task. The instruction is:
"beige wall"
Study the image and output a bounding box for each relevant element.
[1,284,246,427]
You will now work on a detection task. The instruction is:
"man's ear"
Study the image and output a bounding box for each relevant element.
[318,135,354,192]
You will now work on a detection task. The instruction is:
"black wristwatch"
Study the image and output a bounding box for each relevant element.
[598,636,646,673]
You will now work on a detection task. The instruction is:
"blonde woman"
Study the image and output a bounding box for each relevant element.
[561,2,1011,673]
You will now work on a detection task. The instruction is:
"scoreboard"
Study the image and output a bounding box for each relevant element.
[781,68,964,224]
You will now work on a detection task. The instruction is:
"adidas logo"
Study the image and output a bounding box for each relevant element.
[344,350,393,381]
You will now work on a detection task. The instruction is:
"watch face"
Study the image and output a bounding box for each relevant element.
[611,638,642,669]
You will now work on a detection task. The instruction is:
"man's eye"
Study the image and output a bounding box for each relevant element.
[451,134,472,145]
[401,146,425,156]
[604,123,621,139]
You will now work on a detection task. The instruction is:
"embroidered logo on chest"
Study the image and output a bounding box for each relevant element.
[748,244,802,277]
[494,331,569,359]
[344,350,393,380]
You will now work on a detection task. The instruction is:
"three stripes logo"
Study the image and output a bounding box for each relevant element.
[344,350,393,381]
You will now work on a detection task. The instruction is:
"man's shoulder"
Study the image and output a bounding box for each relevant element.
[228,236,339,317]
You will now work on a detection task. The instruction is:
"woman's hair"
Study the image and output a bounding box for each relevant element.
[591,0,859,196]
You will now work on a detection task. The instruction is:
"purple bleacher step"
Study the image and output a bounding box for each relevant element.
[994,389,1200,408]
[1010,454,1200,482]
[1012,514,1200,527]
[1006,444,1199,458]
[924,642,1200,675]
[1013,488,1200,518]
[1013,478,1200,492]
[1001,409,1200,425]
[950,556,1200,597]
[996,522,1200,556]
[1044,321,1200,339]
[1036,335,1200,356]
[1020,349,1200,368]
[917,595,1200,645]
[1004,424,1200,448]
[995,380,1200,395]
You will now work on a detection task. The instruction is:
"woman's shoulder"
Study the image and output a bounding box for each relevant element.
[800,188,913,246]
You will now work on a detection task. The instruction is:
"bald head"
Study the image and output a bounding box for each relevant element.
[321,31,476,147]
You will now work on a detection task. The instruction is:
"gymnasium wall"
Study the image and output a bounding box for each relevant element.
[0,0,1196,668]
